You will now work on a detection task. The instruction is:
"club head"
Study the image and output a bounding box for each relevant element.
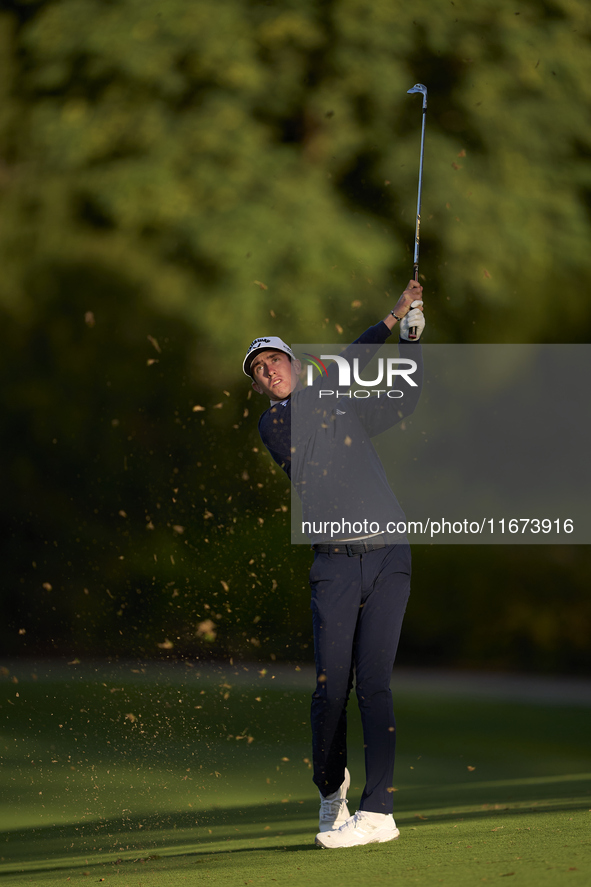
[407,83,428,107]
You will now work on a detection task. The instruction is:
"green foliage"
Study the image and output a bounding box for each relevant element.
[2,0,591,362]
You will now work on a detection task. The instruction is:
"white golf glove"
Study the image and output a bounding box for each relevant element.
[399,300,425,341]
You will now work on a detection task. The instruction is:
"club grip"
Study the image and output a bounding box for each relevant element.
[409,266,419,338]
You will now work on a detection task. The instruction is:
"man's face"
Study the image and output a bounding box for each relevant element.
[250,350,302,401]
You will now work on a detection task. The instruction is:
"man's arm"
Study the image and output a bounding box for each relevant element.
[291,279,425,409]
[350,280,425,436]
[344,279,424,351]
[381,279,424,332]
[351,340,423,438]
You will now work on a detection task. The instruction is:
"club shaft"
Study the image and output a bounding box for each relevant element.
[413,105,427,281]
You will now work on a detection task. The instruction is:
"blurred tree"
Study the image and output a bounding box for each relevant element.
[1,0,590,373]
[1,0,590,668]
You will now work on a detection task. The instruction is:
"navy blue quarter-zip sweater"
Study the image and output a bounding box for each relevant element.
[258,322,422,543]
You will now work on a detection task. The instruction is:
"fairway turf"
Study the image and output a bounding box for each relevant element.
[1,663,590,886]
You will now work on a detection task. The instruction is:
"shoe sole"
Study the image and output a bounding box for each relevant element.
[315,828,400,849]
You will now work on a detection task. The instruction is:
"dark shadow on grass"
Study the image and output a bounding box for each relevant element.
[396,798,591,827]
[2,775,591,876]
[0,845,322,881]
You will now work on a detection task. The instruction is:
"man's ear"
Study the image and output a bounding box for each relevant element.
[293,359,302,375]
[252,380,264,395]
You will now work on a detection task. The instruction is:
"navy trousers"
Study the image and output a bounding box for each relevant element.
[309,544,411,814]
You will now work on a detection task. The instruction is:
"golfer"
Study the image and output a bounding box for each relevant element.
[243,281,425,848]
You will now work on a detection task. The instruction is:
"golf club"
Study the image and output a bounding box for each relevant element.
[407,82,428,339]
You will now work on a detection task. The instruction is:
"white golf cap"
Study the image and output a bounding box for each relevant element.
[243,336,295,377]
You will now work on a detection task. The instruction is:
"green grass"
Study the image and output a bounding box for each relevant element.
[1,663,590,886]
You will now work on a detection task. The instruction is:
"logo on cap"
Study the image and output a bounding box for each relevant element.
[247,337,272,355]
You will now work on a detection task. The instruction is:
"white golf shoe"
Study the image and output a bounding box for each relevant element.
[318,767,351,833]
[315,810,400,848]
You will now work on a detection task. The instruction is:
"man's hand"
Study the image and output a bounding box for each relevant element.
[393,279,424,318]
[382,280,424,332]
[400,304,425,340]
